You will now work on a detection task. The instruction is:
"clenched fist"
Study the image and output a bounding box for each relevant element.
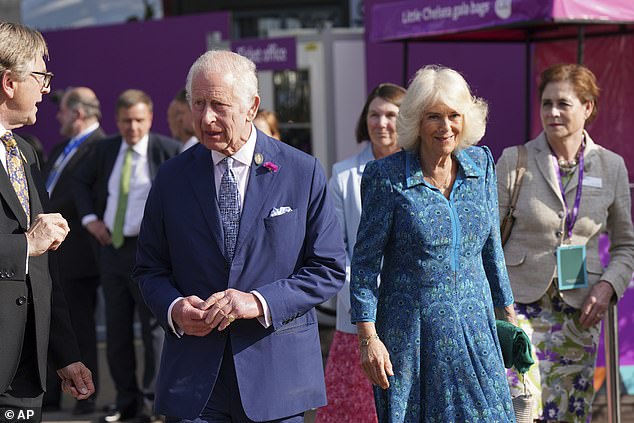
[26,213,70,256]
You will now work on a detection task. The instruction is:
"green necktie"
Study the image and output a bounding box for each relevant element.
[111,147,133,249]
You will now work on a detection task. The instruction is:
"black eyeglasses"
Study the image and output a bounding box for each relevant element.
[30,71,54,89]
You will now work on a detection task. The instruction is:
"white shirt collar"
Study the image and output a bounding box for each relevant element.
[71,122,100,142]
[0,123,8,135]
[211,123,257,167]
[121,133,149,157]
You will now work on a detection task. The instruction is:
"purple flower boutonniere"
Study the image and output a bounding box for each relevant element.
[262,161,279,173]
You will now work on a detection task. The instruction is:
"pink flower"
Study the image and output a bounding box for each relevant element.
[263,161,279,173]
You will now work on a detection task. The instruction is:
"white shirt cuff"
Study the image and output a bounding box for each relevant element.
[167,297,185,337]
[251,290,272,328]
[81,214,98,227]
[24,234,29,274]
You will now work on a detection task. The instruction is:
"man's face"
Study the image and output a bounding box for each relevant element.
[190,71,259,156]
[116,102,153,145]
[11,56,50,127]
[167,100,194,142]
[56,93,76,138]
[167,100,183,140]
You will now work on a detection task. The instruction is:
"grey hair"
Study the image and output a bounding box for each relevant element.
[397,65,488,152]
[185,50,258,110]
[64,87,102,120]
[0,21,48,80]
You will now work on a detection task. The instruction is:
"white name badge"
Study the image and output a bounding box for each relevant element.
[582,176,602,188]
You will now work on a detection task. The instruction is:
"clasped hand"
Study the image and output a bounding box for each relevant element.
[26,213,70,256]
[171,289,264,336]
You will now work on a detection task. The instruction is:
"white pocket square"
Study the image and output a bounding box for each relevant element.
[269,206,293,217]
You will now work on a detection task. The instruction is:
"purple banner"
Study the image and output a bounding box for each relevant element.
[231,37,296,71]
[26,12,230,153]
[370,0,552,42]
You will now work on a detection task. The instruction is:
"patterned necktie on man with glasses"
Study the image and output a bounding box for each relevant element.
[2,131,30,226]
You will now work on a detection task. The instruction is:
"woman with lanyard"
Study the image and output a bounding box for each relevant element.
[497,63,634,422]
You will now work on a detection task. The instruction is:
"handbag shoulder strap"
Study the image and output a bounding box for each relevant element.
[508,144,528,212]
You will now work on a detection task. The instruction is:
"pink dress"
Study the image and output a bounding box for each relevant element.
[315,331,378,423]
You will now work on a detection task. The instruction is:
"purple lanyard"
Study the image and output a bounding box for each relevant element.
[551,143,585,240]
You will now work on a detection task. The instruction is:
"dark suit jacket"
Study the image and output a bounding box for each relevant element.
[72,133,180,223]
[42,127,105,280]
[134,130,346,421]
[0,134,80,394]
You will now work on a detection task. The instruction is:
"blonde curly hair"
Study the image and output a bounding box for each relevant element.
[397,65,488,152]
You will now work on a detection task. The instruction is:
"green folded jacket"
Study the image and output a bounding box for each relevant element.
[496,320,535,374]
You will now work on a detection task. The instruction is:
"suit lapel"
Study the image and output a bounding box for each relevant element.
[564,133,598,196]
[534,134,564,205]
[0,164,28,228]
[187,145,224,255]
[2,135,44,228]
[25,159,44,217]
[147,134,160,180]
[16,136,45,218]
[356,143,374,177]
[65,127,105,171]
[234,135,279,259]
[104,137,122,178]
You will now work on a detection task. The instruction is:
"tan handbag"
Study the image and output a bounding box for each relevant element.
[512,374,534,423]
[500,144,527,246]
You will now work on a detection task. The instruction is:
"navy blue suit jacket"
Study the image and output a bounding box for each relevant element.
[134,130,346,420]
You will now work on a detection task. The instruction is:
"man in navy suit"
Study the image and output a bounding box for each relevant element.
[133,50,345,422]
[73,89,180,422]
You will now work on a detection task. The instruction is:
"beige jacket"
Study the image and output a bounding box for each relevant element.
[497,131,634,308]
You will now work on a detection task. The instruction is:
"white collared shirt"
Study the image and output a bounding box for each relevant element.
[180,136,199,153]
[210,124,258,207]
[0,122,10,172]
[103,134,152,237]
[167,124,272,335]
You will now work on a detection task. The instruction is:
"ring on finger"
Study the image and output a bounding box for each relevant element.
[228,314,236,323]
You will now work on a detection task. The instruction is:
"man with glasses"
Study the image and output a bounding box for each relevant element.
[0,21,94,417]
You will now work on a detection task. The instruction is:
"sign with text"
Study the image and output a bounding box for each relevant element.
[370,0,552,42]
[231,38,297,71]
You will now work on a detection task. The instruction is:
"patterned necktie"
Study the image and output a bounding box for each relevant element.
[2,132,30,226]
[219,157,241,262]
[111,147,134,249]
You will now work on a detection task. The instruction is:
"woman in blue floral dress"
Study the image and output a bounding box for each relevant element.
[350,65,517,422]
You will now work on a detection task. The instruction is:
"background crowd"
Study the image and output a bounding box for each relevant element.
[1,18,633,423]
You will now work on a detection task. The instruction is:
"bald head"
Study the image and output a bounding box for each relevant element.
[57,86,101,138]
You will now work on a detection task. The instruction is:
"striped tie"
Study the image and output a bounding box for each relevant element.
[2,132,30,226]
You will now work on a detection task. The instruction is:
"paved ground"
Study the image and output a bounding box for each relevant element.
[41,329,632,423]
[41,328,334,423]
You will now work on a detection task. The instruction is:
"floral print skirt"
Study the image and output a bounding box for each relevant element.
[507,284,601,423]
[315,330,378,423]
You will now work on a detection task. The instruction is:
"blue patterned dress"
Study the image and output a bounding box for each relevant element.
[350,146,516,422]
